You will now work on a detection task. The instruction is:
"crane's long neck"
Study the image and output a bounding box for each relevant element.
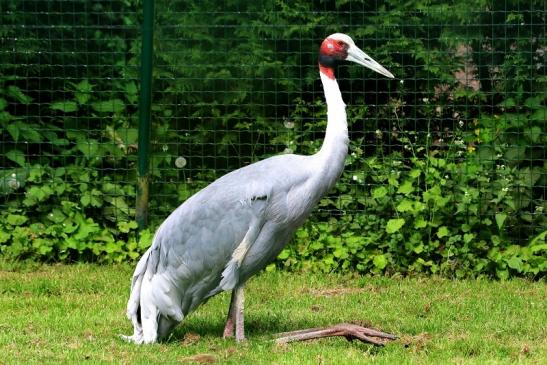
[315,67,349,189]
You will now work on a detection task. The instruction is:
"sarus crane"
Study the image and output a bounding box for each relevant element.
[122,33,396,345]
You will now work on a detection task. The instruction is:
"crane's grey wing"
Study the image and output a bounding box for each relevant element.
[217,189,278,291]
[132,154,314,317]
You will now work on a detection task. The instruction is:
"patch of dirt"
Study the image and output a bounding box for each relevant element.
[180,332,201,346]
[519,344,531,357]
[179,354,216,364]
[223,346,237,357]
[67,341,81,350]
[400,332,432,352]
[301,286,377,297]
[446,331,470,342]
[351,320,374,328]
[310,305,322,312]
[83,330,95,342]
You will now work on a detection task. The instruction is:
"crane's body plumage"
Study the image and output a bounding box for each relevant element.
[123,33,393,344]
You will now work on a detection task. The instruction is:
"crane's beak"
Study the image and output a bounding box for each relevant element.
[347,45,395,79]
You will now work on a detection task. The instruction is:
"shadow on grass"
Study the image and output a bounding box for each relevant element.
[167,313,398,350]
[168,315,330,341]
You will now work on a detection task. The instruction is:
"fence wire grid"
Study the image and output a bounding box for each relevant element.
[0,0,545,268]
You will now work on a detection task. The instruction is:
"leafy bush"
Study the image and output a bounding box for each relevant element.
[0,167,151,262]
[270,87,546,279]
[0,0,545,277]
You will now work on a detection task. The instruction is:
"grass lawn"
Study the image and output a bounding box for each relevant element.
[0,264,545,364]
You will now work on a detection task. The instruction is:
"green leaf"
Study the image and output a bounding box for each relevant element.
[36,240,53,256]
[333,247,348,259]
[497,98,516,108]
[6,149,25,167]
[50,101,79,113]
[524,96,542,109]
[524,127,541,143]
[437,226,449,238]
[74,79,93,93]
[463,233,474,244]
[124,82,138,104]
[504,145,526,163]
[138,229,153,250]
[75,93,91,105]
[76,139,100,159]
[6,214,28,226]
[372,186,388,199]
[495,213,507,230]
[74,217,100,240]
[6,85,32,104]
[409,169,421,179]
[0,230,10,244]
[277,249,290,260]
[47,208,66,223]
[414,217,427,229]
[530,243,547,253]
[73,80,93,104]
[0,98,7,111]
[20,124,42,143]
[6,123,20,142]
[496,269,509,280]
[91,99,125,113]
[81,194,91,207]
[413,243,424,254]
[529,107,546,121]
[506,256,522,272]
[388,174,399,187]
[386,218,405,234]
[396,199,414,212]
[117,128,138,145]
[397,180,414,195]
[117,220,138,233]
[373,254,388,269]
[530,231,547,246]
[109,196,131,215]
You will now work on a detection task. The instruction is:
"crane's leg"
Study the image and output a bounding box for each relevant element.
[222,297,235,338]
[223,284,245,342]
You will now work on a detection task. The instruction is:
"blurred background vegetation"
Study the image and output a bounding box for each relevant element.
[0,0,545,279]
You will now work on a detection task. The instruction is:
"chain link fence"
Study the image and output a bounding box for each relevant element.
[1,1,545,276]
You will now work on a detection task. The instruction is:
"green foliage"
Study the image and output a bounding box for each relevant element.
[0,1,545,277]
[275,111,546,278]
[0,164,152,262]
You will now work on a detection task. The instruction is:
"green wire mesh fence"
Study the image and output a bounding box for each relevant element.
[0,1,545,276]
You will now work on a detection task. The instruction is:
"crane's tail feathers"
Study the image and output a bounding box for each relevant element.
[127,247,152,317]
[124,247,153,344]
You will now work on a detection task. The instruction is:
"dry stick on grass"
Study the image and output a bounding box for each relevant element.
[275,323,398,346]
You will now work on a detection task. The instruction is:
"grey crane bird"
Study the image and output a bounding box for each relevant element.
[122,33,394,345]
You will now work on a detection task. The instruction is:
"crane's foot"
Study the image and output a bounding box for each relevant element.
[222,318,246,342]
[275,323,397,346]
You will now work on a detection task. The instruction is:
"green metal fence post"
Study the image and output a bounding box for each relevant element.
[136,0,154,231]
